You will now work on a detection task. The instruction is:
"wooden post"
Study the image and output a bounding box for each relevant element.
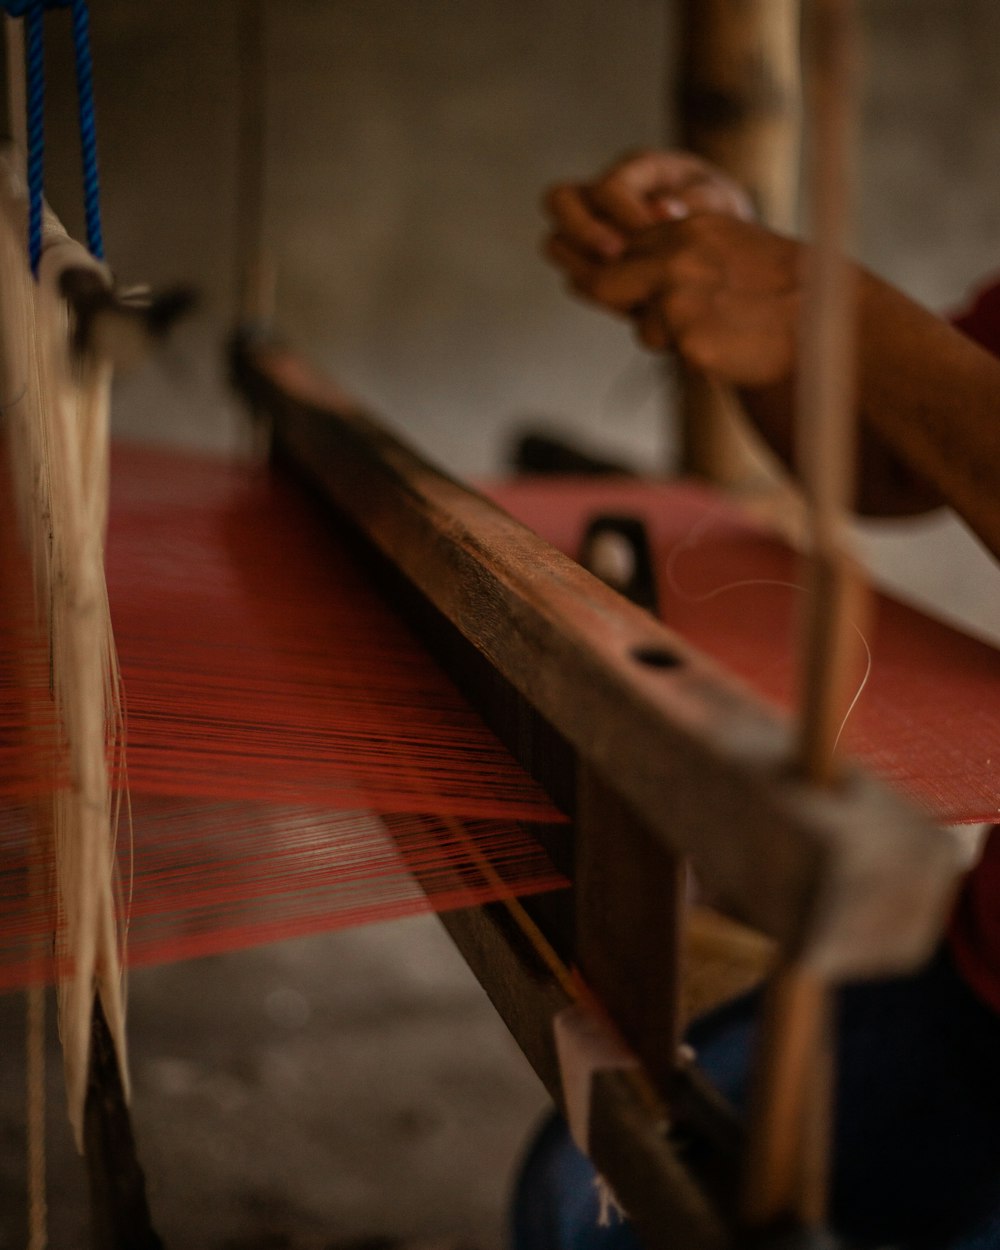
[575,768,685,1094]
[672,0,802,486]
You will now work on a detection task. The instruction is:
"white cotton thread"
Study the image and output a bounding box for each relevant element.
[662,506,873,751]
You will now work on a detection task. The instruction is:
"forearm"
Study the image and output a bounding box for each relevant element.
[854,270,1000,556]
[739,377,947,519]
[739,271,1000,547]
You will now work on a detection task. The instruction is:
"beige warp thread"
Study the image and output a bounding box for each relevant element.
[0,143,127,1158]
[26,983,46,1250]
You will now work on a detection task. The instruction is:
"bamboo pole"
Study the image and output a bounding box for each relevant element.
[672,0,802,486]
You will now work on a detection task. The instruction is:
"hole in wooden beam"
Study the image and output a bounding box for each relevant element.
[631,644,683,670]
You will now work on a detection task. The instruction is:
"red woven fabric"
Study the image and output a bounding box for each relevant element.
[488,476,1000,826]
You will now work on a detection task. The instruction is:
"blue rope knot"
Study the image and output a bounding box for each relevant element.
[1,0,103,274]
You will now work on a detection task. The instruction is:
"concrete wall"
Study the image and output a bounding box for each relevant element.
[32,1,997,464]
[39,0,670,471]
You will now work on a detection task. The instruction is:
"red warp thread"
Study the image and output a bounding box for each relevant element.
[0,444,569,987]
[489,477,1000,826]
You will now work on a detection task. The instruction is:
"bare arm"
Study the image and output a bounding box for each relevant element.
[732,270,1000,548]
[543,151,1000,549]
[851,270,1000,547]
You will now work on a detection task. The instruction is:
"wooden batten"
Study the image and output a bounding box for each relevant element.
[233,340,963,983]
[231,338,968,1245]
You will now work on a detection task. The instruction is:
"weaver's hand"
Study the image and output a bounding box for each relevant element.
[555,213,806,390]
[543,149,755,263]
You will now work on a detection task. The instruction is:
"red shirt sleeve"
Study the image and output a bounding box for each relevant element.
[944,277,1000,1010]
[951,277,1000,356]
[951,830,1000,1014]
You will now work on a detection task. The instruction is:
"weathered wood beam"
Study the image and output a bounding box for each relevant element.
[233,341,963,983]
[439,902,736,1250]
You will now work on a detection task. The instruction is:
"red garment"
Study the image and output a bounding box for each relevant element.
[951,832,1000,1013]
[947,277,1000,1012]
[952,278,1000,358]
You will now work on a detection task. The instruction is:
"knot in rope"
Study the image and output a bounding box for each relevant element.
[1,0,103,274]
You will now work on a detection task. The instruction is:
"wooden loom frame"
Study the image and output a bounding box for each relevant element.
[233,337,964,1249]
[0,1,975,1245]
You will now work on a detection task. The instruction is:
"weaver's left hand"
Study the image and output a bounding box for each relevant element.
[543,149,755,263]
[550,212,807,390]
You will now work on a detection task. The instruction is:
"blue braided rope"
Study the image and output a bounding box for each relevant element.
[1,0,103,271]
[24,0,45,275]
[70,0,102,259]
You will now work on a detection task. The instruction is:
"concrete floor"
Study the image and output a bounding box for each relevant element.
[0,920,548,1250]
[3,2,1000,1246]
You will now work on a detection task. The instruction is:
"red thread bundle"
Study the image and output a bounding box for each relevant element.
[0,444,569,988]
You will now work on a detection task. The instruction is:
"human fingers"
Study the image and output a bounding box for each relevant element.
[588,150,754,229]
[647,170,756,223]
[634,302,672,351]
[576,235,722,316]
[635,287,800,387]
[543,183,626,260]
[624,216,801,307]
[544,232,600,289]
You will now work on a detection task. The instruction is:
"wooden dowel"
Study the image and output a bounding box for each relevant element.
[743,0,863,1229]
[795,0,866,786]
[740,962,832,1228]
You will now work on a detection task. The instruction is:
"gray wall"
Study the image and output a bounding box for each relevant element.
[40,0,670,471]
[35,1,998,473]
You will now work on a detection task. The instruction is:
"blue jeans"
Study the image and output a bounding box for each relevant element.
[511,949,1000,1250]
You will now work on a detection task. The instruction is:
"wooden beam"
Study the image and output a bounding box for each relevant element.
[233,341,963,981]
[439,902,735,1250]
[575,767,684,1090]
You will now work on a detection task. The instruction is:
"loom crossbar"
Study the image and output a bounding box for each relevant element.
[233,341,963,980]
[232,337,965,1248]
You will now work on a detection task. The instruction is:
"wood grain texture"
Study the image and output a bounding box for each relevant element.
[234,340,963,981]
[439,902,737,1250]
[576,767,683,1090]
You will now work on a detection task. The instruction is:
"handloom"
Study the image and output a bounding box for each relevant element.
[0,1,997,1248]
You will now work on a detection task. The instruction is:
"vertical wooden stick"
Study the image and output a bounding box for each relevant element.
[744,0,861,1231]
[741,963,832,1227]
[575,769,685,1094]
[795,0,865,786]
[676,0,802,231]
